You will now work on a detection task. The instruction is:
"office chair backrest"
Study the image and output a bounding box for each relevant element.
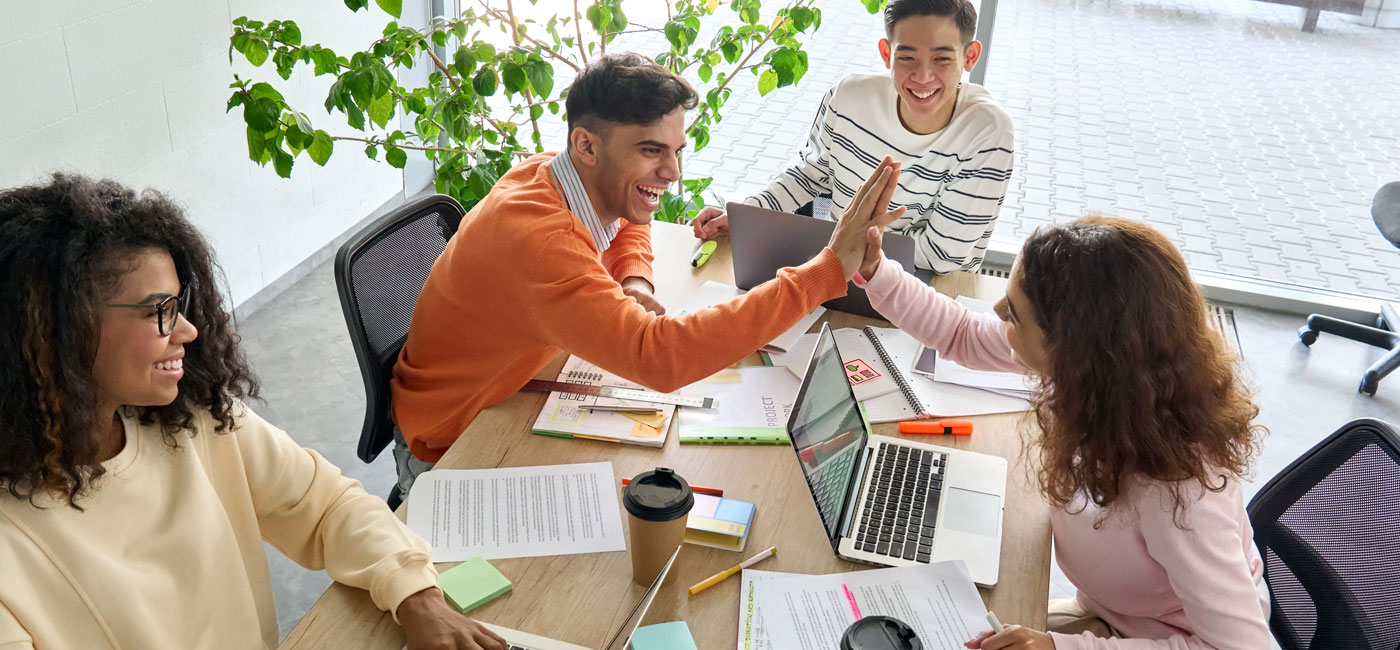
[1246,418,1400,650]
[334,194,466,463]
[1374,181,1400,249]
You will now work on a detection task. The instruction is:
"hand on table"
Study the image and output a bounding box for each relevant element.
[621,277,666,315]
[827,156,906,281]
[691,206,728,240]
[965,624,1054,650]
[398,588,507,650]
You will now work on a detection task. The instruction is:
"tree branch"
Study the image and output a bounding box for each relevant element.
[423,46,461,92]
[474,0,581,72]
[572,0,589,64]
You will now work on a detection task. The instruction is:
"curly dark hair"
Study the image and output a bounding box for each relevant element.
[0,173,259,508]
[565,52,699,135]
[1017,216,1263,525]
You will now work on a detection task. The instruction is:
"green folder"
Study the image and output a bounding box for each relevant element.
[437,556,512,614]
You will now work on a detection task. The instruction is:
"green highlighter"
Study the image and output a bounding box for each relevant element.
[437,556,513,614]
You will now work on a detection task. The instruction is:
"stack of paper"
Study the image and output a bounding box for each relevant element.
[672,280,825,353]
[740,561,993,650]
[532,356,674,447]
[928,296,1033,399]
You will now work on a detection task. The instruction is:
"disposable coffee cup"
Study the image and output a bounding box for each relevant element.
[622,467,694,586]
[841,616,923,650]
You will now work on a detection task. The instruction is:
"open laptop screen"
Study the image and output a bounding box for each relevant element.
[787,324,869,546]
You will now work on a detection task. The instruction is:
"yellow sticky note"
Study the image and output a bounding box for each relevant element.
[629,420,664,439]
[701,370,744,384]
[622,411,668,428]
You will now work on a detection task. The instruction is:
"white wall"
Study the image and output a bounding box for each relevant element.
[0,0,407,307]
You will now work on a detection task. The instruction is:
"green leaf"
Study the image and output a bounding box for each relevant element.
[348,70,373,107]
[698,63,712,83]
[585,4,611,32]
[547,101,559,114]
[472,67,498,96]
[431,30,448,48]
[664,21,686,51]
[308,130,334,165]
[249,82,284,103]
[344,0,369,10]
[246,127,267,163]
[452,46,476,77]
[365,144,378,160]
[529,104,544,121]
[385,146,407,168]
[757,69,778,96]
[501,62,527,96]
[226,92,245,113]
[280,21,302,46]
[524,59,553,97]
[345,102,366,130]
[466,165,497,198]
[471,41,496,62]
[272,147,294,178]
[690,124,710,151]
[740,6,760,24]
[244,98,281,133]
[720,41,741,64]
[368,92,394,128]
[285,124,310,154]
[861,0,883,13]
[374,0,402,18]
[245,39,269,66]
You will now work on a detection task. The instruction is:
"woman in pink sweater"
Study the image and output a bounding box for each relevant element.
[853,217,1271,650]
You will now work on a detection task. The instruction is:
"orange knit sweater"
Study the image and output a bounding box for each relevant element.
[391,154,847,461]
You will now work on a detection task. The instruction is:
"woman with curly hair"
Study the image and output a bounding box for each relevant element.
[0,174,505,650]
[852,216,1269,649]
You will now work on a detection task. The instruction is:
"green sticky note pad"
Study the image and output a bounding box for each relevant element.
[630,622,698,650]
[437,556,512,614]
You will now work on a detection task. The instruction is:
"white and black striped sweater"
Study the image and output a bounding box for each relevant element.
[745,74,1015,274]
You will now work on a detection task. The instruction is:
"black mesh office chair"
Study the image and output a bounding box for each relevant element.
[1298,182,1400,396]
[334,194,465,506]
[1246,418,1400,650]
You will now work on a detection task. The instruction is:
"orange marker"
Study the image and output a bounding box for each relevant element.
[899,420,973,435]
[621,478,723,497]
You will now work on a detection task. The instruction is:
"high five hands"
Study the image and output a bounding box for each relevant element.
[828,156,906,280]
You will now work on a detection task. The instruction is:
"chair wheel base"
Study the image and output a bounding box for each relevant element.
[1298,326,1319,346]
[1360,374,1379,397]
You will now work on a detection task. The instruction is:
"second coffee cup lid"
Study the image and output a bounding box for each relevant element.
[623,467,695,521]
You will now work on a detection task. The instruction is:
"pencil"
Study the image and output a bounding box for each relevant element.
[620,478,723,497]
[688,546,777,595]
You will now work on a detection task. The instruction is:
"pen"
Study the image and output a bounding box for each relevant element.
[691,239,718,267]
[987,611,1005,634]
[688,546,777,595]
[579,405,664,414]
[899,419,973,435]
[621,478,723,497]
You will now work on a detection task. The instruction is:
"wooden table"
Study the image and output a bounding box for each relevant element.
[280,221,1050,650]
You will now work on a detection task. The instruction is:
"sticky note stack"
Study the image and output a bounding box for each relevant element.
[437,556,513,613]
[685,494,756,552]
[630,622,699,650]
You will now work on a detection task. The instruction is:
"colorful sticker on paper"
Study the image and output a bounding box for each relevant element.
[843,359,881,385]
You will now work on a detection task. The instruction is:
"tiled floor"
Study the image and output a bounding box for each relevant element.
[240,258,1400,641]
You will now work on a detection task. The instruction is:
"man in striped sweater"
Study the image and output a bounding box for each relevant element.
[693,0,1015,274]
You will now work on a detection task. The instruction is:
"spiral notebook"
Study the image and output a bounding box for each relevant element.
[774,327,1031,423]
[531,356,674,446]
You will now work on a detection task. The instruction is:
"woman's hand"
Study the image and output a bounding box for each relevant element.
[965,624,1055,650]
[827,156,906,280]
[398,588,508,650]
[858,224,885,281]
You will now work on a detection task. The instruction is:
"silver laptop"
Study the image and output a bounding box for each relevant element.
[727,201,935,319]
[412,547,680,650]
[787,324,1007,585]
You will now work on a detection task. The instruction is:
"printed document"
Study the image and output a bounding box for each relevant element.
[738,569,798,650]
[753,561,992,650]
[406,463,626,562]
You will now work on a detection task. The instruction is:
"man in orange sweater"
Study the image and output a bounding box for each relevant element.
[390,52,906,495]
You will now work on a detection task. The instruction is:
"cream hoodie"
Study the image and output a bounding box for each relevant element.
[0,403,436,649]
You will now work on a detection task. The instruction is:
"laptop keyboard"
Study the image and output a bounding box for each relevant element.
[854,443,947,563]
[806,443,859,531]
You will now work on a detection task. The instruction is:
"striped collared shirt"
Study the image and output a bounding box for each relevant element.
[549,150,618,253]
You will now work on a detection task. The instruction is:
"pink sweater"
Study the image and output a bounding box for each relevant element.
[856,259,1272,650]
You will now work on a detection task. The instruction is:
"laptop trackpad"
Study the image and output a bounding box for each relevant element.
[942,487,1001,538]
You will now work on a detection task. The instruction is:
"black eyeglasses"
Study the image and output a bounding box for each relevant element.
[107,284,190,336]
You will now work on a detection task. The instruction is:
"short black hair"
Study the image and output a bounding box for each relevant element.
[884,0,979,47]
[565,52,698,136]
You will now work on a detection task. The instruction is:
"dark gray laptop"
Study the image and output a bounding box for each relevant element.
[727,202,934,319]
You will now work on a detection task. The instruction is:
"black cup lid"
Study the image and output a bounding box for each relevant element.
[622,468,694,521]
[840,616,922,650]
